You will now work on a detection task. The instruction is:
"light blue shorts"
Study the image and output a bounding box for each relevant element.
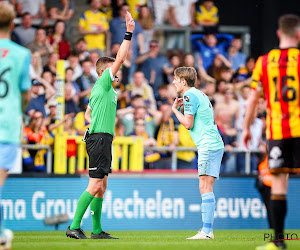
[0,143,19,171]
[198,148,224,179]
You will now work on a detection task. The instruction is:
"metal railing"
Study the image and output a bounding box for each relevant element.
[154,24,251,56]
[21,144,53,174]
[145,146,261,174]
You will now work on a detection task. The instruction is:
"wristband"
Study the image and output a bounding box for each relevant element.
[124,31,133,40]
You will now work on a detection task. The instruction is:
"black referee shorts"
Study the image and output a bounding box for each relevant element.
[86,132,113,179]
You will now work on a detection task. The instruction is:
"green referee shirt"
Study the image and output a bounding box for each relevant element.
[89,68,117,136]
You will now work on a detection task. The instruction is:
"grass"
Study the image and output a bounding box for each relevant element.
[12,230,300,250]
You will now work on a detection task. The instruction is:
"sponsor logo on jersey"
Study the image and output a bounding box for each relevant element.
[184,96,190,102]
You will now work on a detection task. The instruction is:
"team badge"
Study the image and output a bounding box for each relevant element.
[114,96,117,102]
[184,96,190,102]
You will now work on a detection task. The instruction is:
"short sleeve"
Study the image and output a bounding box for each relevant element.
[183,92,199,115]
[99,68,115,92]
[79,12,86,28]
[20,51,31,92]
[251,56,263,91]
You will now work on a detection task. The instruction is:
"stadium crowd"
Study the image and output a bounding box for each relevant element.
[7,0,267,174]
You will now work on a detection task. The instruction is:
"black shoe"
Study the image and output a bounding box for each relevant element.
[91,231,119,239]
[66,226,89,239]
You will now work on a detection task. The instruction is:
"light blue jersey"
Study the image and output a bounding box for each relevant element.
[0,39,31,145]
[183,87,224,151]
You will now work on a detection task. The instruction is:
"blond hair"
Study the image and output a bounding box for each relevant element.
[174,67,197,87]
[279,14,300,37]
[0,2,15,33]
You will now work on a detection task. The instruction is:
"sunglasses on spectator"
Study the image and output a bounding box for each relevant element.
[149,44,158,48]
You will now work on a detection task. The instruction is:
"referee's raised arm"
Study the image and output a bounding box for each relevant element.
[111,11,135,76]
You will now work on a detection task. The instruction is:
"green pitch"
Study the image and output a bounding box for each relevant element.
[13,230,300,250]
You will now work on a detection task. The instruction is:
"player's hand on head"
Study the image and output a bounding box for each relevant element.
[126,11,135,33]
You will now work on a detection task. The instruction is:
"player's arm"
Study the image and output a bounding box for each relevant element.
[84,105,91,124]
[242,56,263,149]
[110,12,135,76]
[172,97,195,130]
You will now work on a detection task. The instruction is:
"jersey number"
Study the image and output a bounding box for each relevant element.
[273,76,296,102]
[0,68,11,98]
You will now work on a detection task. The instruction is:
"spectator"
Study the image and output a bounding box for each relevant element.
[177,124,197,169]
[41,70,55,88]
[207,54,232,80]
[89,50,100,79]
[215,108,237,173]
[47,101,74,132]
[147,0,169,25]
[112,69,129,109]
[126,71,157,111]
[137,5,154,53]
[65,67,80,104]
[195,0,219,32]
[225,37,246,72]
[130,118,160,165]
[74,38,89,62]
[219,65,233,83]
[27,28,53,66]
[213,79,227,104]
[117,94,145,120]
[155,103,178,155]
[111,42,120,57]
[167,54,181,82]
[235,84,251,133]
[236,108,263,174]
[100,0,113,21]
[45,0,75,40]
[48,20,71,59]
[111,0,125,18]
[156,84,170,109]
[233,56,256,83]
[78,0,110,56]
[25,79,56,117]
[63,114,76,136]
[166,0,196,50]
[121,45,133,85]
[13,12,36,46]
[29,52,43,79]
[75,59,96,111]
[65,83,80,115]
[191,32,234,70]
[23,111,48,172]
[214,85,239,129]
[135,40,173,96]
[122,106,162,138]
[74,107,89,136]
[110,3,145,79]
[43,52,59,75]
[127,0,147,19]
[16,0,47,20]
[65,50,82,80]
[203,80,216,107]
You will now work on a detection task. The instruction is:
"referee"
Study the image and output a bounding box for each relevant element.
[66,11,135,240]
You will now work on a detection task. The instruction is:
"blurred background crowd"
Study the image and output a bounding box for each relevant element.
[6,0,268,174]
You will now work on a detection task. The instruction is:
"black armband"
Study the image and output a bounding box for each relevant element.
[124,31,133,40]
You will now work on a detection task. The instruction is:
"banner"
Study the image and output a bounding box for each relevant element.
[2,177,300,231]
